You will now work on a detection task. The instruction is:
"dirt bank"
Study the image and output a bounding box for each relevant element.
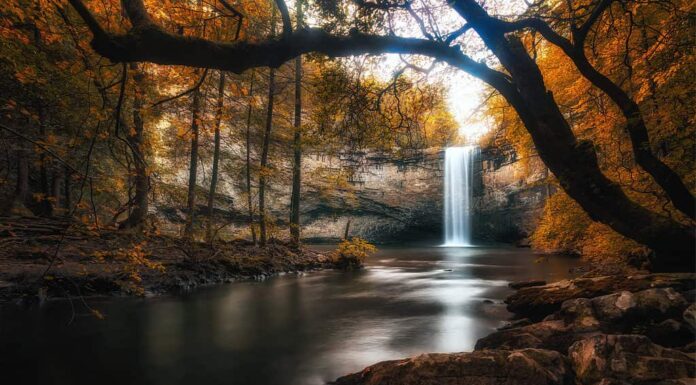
[0,216,341,304]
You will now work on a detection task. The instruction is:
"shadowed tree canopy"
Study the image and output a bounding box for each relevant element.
[65,0,694,271]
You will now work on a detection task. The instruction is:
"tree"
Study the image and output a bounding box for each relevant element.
[120,63,150,229]
[184,82,202,238]
[244,70,258,244]
[258,8,278,246]
[289,0,303,246]
[206,71,225,241]
[66,0,694,270]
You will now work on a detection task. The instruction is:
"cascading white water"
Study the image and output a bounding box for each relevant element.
[443,146,477,247]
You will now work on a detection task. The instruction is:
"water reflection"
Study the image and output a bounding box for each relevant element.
[0,245,582,385]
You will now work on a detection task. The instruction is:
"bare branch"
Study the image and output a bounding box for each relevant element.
[575,0,616,44]
[150,69,209,108]
[273,0,293,38]
[352,0,411,10]
[444,23,471,45]
[67,0,511,90]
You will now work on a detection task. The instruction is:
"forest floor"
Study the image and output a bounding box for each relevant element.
[0,216,340,304]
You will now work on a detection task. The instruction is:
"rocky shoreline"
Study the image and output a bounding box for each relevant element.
[0,217,341,305]
[331,273,696,385]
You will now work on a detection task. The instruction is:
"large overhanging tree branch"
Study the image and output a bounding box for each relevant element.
[67,0,510,84]
[66,0,694,270]
[494,1,695,220]
[448,0,693,270]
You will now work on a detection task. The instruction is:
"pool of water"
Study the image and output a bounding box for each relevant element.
[0,245,583,385]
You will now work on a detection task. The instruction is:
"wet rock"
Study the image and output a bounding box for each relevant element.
[645,319,693,348]
[681,289,696,303]
[678,341,696,353]
[498,318,532,331]
[331,349,573,385]
[587,288,688,323]
[477,288,692,353]
[683,303,696,331]
[509,280,546,290]
[505,274,696,321]
[569,334,695,385]
[476,319,600,352]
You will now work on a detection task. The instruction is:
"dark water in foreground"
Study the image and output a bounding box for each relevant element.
[0,245,583,385]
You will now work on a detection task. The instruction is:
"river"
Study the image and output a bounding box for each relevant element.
[0,245,582,385]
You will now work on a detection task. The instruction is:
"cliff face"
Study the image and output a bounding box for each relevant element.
[472,149,551,244]
[300,150,444,243]
[151,146,549,244]
[299,147,550,244]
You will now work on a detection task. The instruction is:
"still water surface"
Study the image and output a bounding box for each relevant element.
[0,245,582,385]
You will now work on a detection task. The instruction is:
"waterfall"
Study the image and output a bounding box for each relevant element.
[443,146,477,247]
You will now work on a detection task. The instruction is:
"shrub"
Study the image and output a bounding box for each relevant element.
[331,237,376,269]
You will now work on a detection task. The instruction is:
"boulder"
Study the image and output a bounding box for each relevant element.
[684,303,696,331]
[476,319,601,352]
[645,319,694,348]
[478,288,693,353]
[331,349,573,385]
[568,288,688,324]
[568,334,695,385]
[509,280,547,290]
[498,318,533,331]
[506,274,696,321]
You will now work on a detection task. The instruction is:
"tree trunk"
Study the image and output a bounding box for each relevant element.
[289,0,303,247]
[51,166,61,214]
[63,165,71,216]
[184,83,202,239]
[206,71,225,242]
[3,144,31,216]
[245,71,257,244]
[38,107,52,217]
[17,150,29,207]
[567,48,695,220]
[451,0,694,271]
[259,10,277,247]
[121,63,149,230]
[259,66,275,247]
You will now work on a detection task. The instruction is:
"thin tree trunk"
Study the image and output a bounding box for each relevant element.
[258,10,277,246]
[206,71,225,242]
[259,67,275,246]
[3,144,31,216]
[64,165,71,215]
[184,83,202,239]
[245,71,257,244]
[17,150,29,206]
[38,107,52,217]
[51,167,61,213]
[289,0,303,246]
[121,63,149,230]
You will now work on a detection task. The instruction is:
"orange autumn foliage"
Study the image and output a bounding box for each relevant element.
[484,0,695,262]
